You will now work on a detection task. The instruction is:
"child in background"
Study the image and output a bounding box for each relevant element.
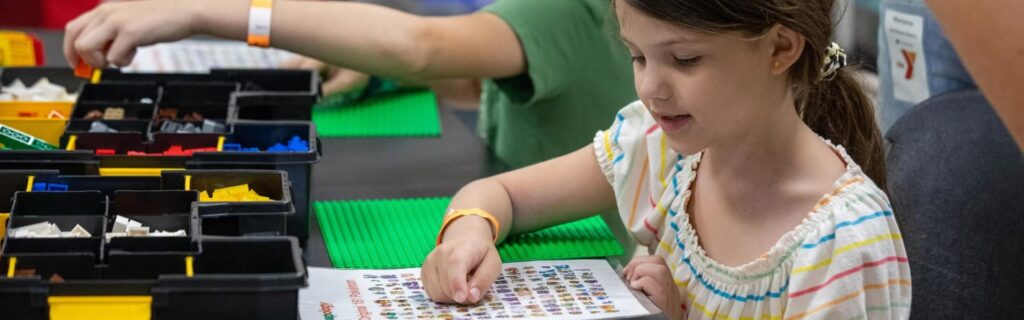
[421,0,911,319]
[63,0,636,169]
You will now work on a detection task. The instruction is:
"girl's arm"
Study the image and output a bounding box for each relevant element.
[64,0,525,82]
[423,145,616,305]
[447,145,616,243]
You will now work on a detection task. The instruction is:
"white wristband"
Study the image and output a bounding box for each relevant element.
[247,0,273,47]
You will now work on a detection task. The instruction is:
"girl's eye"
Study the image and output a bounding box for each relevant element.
[675,56,702,67]
[631,56,646,65]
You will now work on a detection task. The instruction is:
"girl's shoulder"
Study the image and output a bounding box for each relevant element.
[793,142,902,265]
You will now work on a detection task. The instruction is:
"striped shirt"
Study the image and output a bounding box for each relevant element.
[593,101,911,319]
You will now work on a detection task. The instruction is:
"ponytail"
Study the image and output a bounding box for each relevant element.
[798,67,887,191]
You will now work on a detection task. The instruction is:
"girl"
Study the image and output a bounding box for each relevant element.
[423,0,911,319]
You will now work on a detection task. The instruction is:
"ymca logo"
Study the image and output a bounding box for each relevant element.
[900,49,917,80]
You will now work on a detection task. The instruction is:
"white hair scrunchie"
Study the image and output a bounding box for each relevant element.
[820,41,847,81]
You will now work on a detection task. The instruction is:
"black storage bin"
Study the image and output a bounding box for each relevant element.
[2,191,107,279]
[230,93,317,121]
[0,236,306,320]
[156,82,237,124]
[162,170,294,236]
[160,82,238,108]
[76,83,159,106]
[66,131,221,157]
[191,121,317,240]
[212,69,319,94]
[152,237,306,320]
[106,190,199,253]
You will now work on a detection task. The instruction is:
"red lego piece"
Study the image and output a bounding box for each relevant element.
[95,149,115,155]
[74,59,93,79]
[162,145,187,156]
[127,151,147,156]
[186,147,217,154]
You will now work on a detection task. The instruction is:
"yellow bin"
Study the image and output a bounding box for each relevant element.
[48,296,152,320]
[0,101,73,146]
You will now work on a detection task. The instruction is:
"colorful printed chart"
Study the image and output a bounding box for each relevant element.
[301,260,651,320]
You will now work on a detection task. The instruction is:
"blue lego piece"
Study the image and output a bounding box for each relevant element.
[267,143,290,152]
[286,135,309,152]
[47,183,68,191]
[223,143,242,151]
[32,182,48,191]
[242,147,260,152]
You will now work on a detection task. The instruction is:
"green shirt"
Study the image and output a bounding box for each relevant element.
[479,0,636,169]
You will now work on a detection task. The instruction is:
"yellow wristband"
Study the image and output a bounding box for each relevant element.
[247,0,274,47]
[436,208,500,246]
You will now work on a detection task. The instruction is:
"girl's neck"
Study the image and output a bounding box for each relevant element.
[701,96,839,191]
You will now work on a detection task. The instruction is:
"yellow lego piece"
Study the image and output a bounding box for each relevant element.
[199,184,272,202]
[241,190,271,202]
[198,191,213,202]
[209,190,232,201]
[222,184,251,196]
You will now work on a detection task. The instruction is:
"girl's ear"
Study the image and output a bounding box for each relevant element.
[767,24,806,75]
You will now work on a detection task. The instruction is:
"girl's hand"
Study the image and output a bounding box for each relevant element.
[421,216,502,305]
[64,0,206,68]
[624,255,684,320]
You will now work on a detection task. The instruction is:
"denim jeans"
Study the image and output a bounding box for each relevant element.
[876,0,975,136]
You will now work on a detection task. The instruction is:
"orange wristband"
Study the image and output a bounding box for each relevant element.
[247,0,274,47]
[435,208,500,246]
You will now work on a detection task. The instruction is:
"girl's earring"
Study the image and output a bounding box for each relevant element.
[773,61,781,69]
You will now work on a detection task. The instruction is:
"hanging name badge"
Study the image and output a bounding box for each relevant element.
[884,10,930,104]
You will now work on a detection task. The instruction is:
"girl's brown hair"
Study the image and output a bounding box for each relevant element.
[620,0,886,188]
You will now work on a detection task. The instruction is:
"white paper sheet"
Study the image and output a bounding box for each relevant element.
[120,39,297,73]
[300,259,651,320]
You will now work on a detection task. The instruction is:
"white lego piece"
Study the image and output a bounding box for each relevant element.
[12,221,53,234]
[0,78,76,102]
[149,229,187,237]
[70,224,92,237]
[105,232,125,242]
[113,215,131,233]
[127,226,150,237]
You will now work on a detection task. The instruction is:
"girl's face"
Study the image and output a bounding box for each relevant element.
[615,1,793,155]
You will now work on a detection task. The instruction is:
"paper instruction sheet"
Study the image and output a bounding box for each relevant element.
[121,39,297,73]
[301,259,652,320]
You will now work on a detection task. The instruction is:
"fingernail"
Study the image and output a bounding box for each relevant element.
[470,288,481,301]
[630,280,641,290]
[454,290,466,302]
